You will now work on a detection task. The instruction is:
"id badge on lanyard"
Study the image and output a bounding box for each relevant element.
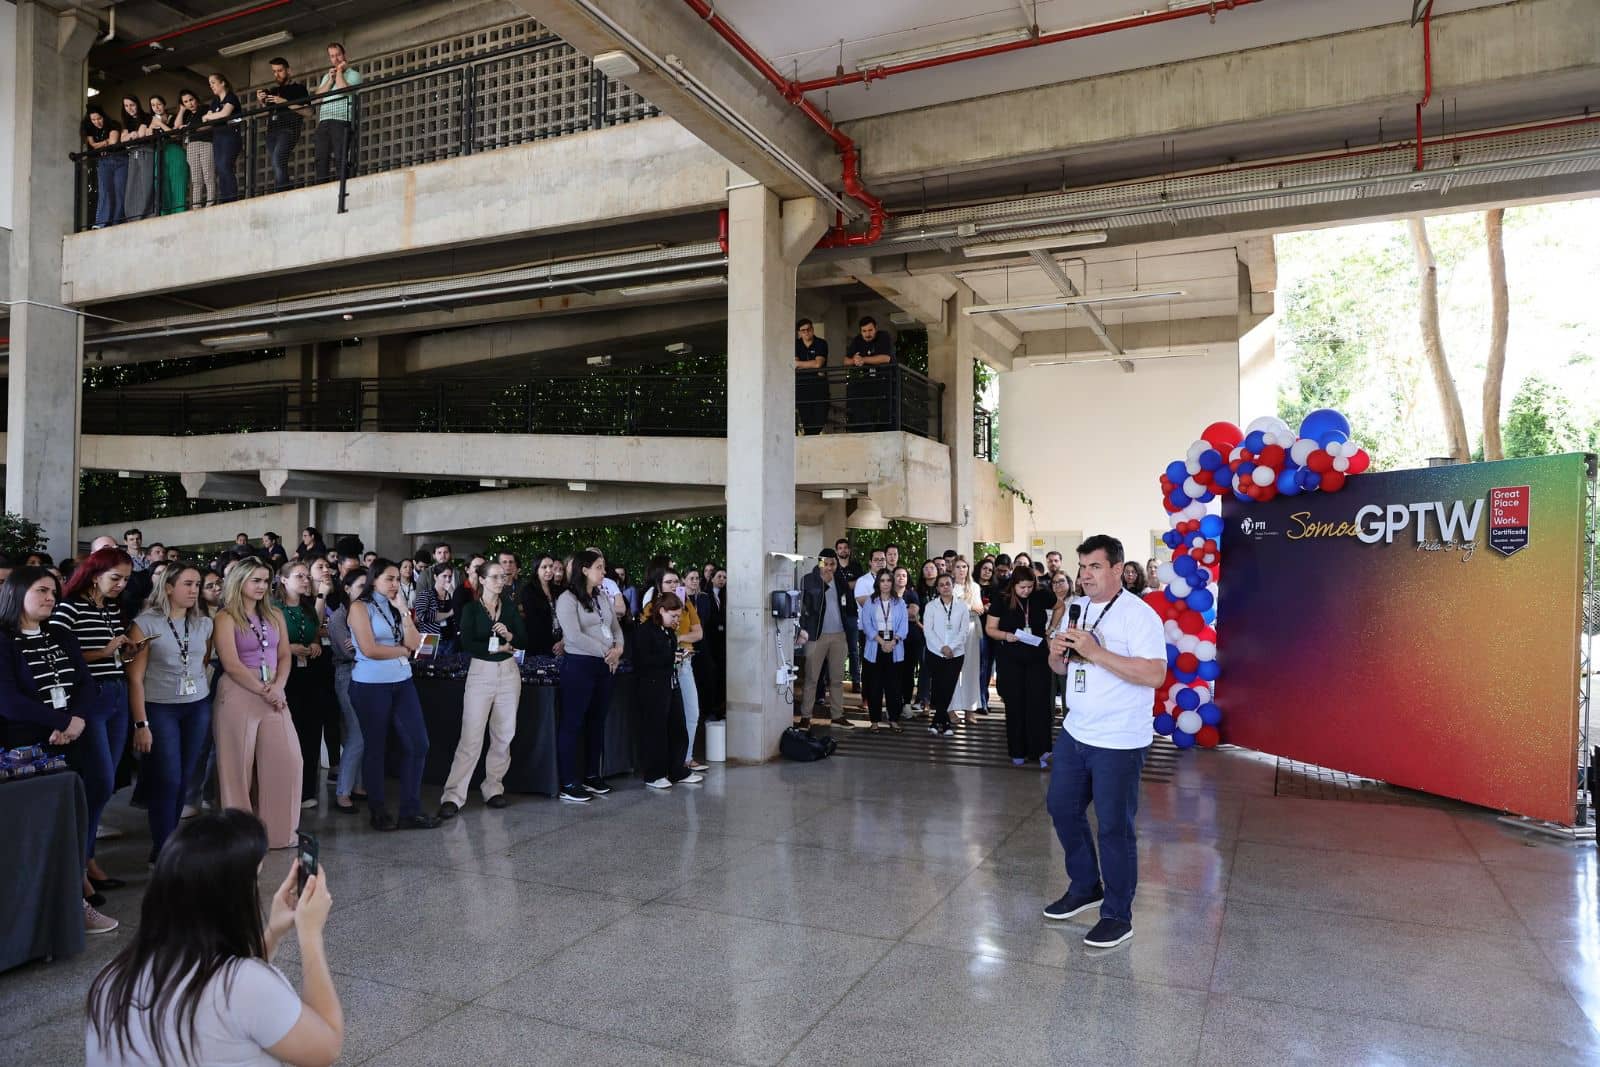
[1074,666,1087,693]
[49,685,68,710]
[181,675,199,696]
[260,663,275,683]
[488,635,501,654]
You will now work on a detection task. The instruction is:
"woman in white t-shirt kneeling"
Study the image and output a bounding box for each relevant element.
[85,809,344,1067]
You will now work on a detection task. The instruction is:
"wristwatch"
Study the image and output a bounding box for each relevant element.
[133,721,150,731]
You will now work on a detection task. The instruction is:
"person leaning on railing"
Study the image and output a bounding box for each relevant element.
[312,42,363,184]
[174,89,214,210]
[117,96,158,223]
[258,56,312,191]
[81,105,124,229]
[144,95,189,214]
[202,73,243,204]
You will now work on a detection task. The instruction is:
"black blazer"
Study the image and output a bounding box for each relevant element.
[0,628,103,748]
[519,584,558,656]
[799,568,852,639]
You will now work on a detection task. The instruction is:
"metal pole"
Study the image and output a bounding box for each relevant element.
[337,93,357,214]
[462,65,477,156]
[1579,453,1597,830]
[246,118,257,200]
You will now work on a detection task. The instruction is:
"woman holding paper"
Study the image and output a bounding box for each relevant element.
[986,570,1057,769]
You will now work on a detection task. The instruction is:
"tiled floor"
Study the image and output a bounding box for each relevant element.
[4,746,1597,1066]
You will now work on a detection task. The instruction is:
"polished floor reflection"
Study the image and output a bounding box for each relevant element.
[4,747,1597,1065]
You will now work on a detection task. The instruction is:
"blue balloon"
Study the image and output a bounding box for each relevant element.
[1277,467,1302,496]
[1233,488,1251,502]
[1202,608,1217,624]
[1165,587,1182,603]
[1198,701,1222,726]
[1189,533,1205,549]
[1166,644,1179,667]
[1187,588,1214,612]
[1172,729,1197,749]
[1321,429,1349,448]
[1172,555,1197,578]
[1198,659,1221,682]
[1200,515,1224,539]
[1237,460,1256,481]
[1167,489,1189,509]
[1296,468,1322,492]
[1175,687,1201,711]
[1244,430,1267,453]
[1166,460,1189,484]
[1199,449,1223,471]
[1162,530,1180,549]
[1189,567,1207,587]
[1154,713,1176,736]
[1298,408,1351,447]
[1199,490,1215,503]
[1174,667,1198,684]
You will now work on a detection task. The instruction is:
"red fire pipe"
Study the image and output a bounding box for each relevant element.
[120,0,294,54]
[794,0,1262,93]
[717,208,728,254]
[1414,1,1434,171]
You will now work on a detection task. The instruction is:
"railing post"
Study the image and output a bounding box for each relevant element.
[337,93,358,215]
[462,65,477,156]
[893,365,904,432]
[590,69,608,130]
[245,119,257,200]
[437,382,447,432]
[74,155,84,233]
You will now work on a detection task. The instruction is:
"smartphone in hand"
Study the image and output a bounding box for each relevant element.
[295,831,319,894]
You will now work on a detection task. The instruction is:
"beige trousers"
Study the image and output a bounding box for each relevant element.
[214,675,302,849]
[441,656,521,806]
[800,631,847,721]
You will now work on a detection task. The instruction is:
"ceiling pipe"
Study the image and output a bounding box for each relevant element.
[1414,0,1434,171]
[119,0,293,54]
[792,0,1263,93]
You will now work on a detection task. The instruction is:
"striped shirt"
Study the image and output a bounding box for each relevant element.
[50,599,126,680]
[16,629,80,699]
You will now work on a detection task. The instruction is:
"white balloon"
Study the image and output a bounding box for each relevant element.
[1245,415,1284,437]
[1168,578,1192,599]
[1344,440,1362,456]
[1184,476,1205,498]
[1164,620,1183,643]
[1192,684,1211,704]
[1290,438,1318,466]
[1184,501,1207,520]
[1164,699,1178,714]
[1332,455,1351,472]
[1187,440,1208,464]
[1169,512,1186,530]
[1196,640,1217,661]
[1157,563,1178,584]
[1229,446,1246,463]
[1275,429,1298,448]
[1177,634,1199,654]
[1176,709,1203,734]
[1251,465,1275,487]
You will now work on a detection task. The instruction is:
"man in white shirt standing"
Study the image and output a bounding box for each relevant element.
[1042,535,1167,949]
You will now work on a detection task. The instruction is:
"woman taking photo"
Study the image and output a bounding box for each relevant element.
[519,554,564,656]
[554,551,625,804]
[439,559,526,818]
[126,564,213,858]
[145,94,188,214]
[860,570,907,732]
[85,810,343,1067]
[986,569,1057,769]
[81,105,123,229]
[946,556,986,723]
[0,567,116,934]
[921,573,966,737]
[642,570,707,773]
[202,73,242,203]
[634,592,702,790]
[347,559,437,831]
[52,549,138,889]
[276,561,329,809]
[213,559,299,849]
[324,567,366,814]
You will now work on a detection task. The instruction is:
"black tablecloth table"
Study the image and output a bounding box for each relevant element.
[0,773,87,973]
[413,673,636,796]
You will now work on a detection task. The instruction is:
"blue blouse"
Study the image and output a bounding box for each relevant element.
[861,596,909,664]
[351,600,413,684]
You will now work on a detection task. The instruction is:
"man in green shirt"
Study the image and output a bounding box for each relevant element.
[313,42,362,183]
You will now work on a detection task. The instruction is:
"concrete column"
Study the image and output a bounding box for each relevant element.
[724,186,826,763]
[925,289,976,558]
[360,481,410,561]
[6,3,96,557]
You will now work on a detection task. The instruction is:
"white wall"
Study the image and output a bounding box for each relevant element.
[998,345,1241,563]
[1,1,16,233]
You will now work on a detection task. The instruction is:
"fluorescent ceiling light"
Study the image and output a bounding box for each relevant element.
[962,290,1187,316]
[218,30,293,58]
[86,86,100,98]
[1029,351,1205,367]
[198,331,273,347]
[593,50,640,78]
[858,27,1031,70]
[961,233,1108,258]
[617,277,726,297]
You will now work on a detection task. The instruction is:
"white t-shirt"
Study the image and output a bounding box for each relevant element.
[1060,593,1166,750]
[86,959,303,1067]
[853,572,877,604]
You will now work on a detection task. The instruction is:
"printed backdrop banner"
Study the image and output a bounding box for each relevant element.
[1221,453,1591,823]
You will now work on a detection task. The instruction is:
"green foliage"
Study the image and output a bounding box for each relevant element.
[896,329,929,373]
[82,349,285,389]
[78,472,255,530]
[488,516,726,578]
[1502,375,1587,459]
[0,513,48,562]
[844,521,928,566]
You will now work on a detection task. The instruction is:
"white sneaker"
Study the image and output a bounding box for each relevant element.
[645,777,673,790]
[680,772,705,784]
[942,728,956,737]
[300,798,318,809]
[95,825,122,841]
[927,726,939,735]
[180,805,199,820]
[84,900,119,935]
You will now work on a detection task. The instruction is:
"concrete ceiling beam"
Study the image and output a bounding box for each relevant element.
[179,472,268,502]
[1019,315,1241,362]
[259,469,384,501]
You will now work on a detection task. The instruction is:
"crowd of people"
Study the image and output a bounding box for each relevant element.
[79,44,363,228]
[0,525,729,943]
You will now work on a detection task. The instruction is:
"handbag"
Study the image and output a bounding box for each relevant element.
[779,727,836,762]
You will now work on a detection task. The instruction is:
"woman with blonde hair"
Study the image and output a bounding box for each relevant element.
[211,559,299,848]
[945,556,986,722]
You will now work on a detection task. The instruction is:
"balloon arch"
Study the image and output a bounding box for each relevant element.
[1144,409,1371,748]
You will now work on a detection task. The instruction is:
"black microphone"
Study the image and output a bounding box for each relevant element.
[1067,603,1082,629]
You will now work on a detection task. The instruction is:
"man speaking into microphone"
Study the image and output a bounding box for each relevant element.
[1042,535,1167,949]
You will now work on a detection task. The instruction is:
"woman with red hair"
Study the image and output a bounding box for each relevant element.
[50,547,142,903]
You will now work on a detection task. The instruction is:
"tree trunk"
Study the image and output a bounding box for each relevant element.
[1407,216,1471,463]
[1481,208,1509,461]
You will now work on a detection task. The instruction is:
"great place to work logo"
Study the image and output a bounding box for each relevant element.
[1276,485,1532,563]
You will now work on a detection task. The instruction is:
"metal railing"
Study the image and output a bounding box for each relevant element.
[974,407,996,461]
[79,365,945,442]
[71,35,659,232]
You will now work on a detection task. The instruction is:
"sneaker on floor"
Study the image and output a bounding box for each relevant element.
[582,777,613,795]
[679,772,705,784]
[179,804,199,820]
[1043,886,1105,921]
[95,824,122,841]
[927,726,939,735]
[645,777,673,790]
[942,727,956,737]
[1039,753,1052,771]
[829,716,855,730]
[686,760,710,772]
[1011,758,1026,767]
[84,901,119,935]
[559,784,593,804]
[1083,917,1134,948]
[300,798,318,809]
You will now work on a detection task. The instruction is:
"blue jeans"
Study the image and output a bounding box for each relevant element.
[70,679,129,863]
[94,155,126,227]
[557,654,614,786]
[266,126,299,190]
[333,662,363,797]
[842,616,860,685]
[144,699,212,856]
[1045,732,1148,922]
[212,132,240,202]
[349,679,429,818]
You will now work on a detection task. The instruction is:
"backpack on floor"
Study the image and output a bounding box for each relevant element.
[780,727,836,762]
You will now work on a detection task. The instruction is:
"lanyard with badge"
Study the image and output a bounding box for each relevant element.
[167,616,199,696]
[374,599,405,651]
[1070,591,1121,693]
[878,598,895,642]
[249,615,275,683]
[486,598,503,654]
[35,637,70,710]
[102,605,126,669]
[939,598,957,654]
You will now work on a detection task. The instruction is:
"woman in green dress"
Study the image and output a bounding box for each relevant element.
[147,94,189,214]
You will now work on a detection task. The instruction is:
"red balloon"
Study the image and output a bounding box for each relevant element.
[1201,421,1244,451]
[1346,449,1371,475]
[1163,498,1180,513]
[1320,469,1347,492]
[1196,725,1221,748]
[1258,443,1286,467]
[1194,469,1213,486]
[1172,545,1190,559]
[1198,626,1217,643]
[1163,601,1183,622]
[1307,450,1334,473]
[1176,652,1200,674]
[1143,591,1167,613]
[1178,610,1204,635]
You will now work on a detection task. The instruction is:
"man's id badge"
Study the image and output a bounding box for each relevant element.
[49,685,68,710]
[1073,667,1087,694]
[488,635,501,654]
[180,676,199,697]
[296,654,308,668]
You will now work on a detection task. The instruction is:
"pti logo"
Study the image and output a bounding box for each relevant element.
[1240,517,1267,536]
[1488,486,1530,556]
